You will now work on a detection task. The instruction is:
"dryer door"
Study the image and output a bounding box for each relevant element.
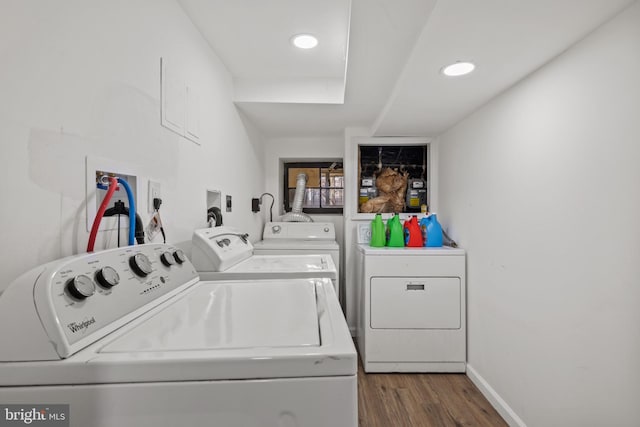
[370,277,461,329]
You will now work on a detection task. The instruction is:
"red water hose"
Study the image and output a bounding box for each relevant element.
[87,177,118,252]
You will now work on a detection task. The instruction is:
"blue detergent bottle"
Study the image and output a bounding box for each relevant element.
[420,214,443,247]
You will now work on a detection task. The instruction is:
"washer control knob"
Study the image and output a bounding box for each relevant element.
[96,266,120,288]
[160,251,177,267]
[173,249,187,264]
[129,253,153,277]
[324,227,330,233]
[66,275,96,300]
[272,225,281,234]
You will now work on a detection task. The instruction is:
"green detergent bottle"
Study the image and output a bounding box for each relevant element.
[384,214,394,245]
[387,214,405,247]
[370,213,386,247]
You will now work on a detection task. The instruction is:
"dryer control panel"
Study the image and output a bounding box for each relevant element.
[0,244,198,361]
[262,222,336,240]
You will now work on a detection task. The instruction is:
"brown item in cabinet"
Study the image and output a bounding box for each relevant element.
[359,168,408,213]
[360,195,391,213]
[375,168,408,193]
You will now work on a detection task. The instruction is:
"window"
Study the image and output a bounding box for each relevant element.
[284,162,344,214]
[358,144,428,213]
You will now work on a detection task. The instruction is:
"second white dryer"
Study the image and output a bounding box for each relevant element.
[191,227,338,292]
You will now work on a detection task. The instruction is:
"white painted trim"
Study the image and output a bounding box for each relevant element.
[466,364,527,427]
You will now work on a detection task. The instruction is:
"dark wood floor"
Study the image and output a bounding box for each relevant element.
[357,354,508,427]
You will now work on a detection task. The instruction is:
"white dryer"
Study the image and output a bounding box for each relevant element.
[253,222,341,302]
[355,224,466,373]
[0,244,357,427]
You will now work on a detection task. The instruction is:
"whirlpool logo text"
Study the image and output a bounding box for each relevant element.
[66,317,96,334]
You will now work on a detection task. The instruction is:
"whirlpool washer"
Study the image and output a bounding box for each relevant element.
[0,243,357,426]
[191,226,338,290]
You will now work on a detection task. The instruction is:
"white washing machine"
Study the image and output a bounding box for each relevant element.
[253,222,341,303]
[355,223,466,373]
[191,226,337,287]
[0,243,357,426]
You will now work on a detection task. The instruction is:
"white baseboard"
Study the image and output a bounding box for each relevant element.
[466,364,527,427]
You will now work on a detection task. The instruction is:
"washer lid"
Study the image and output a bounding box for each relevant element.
[230,255,336,275]
[253,240,339,251]
[197,255,338,281]
[99,280,320,353]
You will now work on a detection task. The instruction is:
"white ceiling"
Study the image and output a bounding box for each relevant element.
[177,0,352,104]
[178,0,636,138]
[373,0,636,136]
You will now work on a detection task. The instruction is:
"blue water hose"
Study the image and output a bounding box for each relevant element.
[117,178,136,246]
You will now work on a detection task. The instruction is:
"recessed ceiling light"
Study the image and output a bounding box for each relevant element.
[291,34,318,49]
[442,61,476,77]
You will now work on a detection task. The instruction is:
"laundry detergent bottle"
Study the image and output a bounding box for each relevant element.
[384,215,392,244]
[387,214,405,247]
[420,214,443,247]
[370,213,386,247]
[404,215,423,247]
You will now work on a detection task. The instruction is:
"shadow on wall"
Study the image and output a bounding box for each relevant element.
[26,83,184,259]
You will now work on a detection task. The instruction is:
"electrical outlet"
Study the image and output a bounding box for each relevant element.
[148,181,161,213]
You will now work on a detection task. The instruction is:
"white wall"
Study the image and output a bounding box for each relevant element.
[262,136,345,301]
[0,0,265,287]
[438,3,640,426]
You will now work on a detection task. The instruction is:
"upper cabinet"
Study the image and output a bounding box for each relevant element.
[345,137,434,219]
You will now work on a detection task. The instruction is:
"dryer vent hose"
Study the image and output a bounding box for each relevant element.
[207,206,223,227]
[282,173,313,223]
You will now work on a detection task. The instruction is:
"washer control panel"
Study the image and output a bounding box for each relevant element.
[45,244,198,350]
[191,227,253,272]
[0,244,200,360]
